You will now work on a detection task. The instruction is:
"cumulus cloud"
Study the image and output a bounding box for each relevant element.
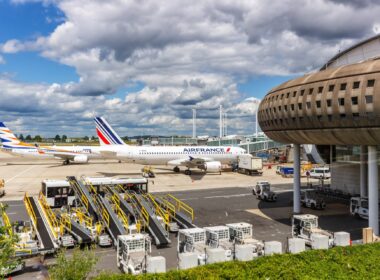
[1,0,380,136]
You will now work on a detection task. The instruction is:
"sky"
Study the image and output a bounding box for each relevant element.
[0,0,380,137]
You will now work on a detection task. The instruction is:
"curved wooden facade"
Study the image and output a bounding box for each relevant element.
[258,59,380,145]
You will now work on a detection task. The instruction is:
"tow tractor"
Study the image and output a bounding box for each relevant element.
[117,234,151,275]
[292,214,333,247]
[252,181,277,202]
[142,166,155,178]
[301,189,326,210]
[0,179,5,197]
[350,197,368,219]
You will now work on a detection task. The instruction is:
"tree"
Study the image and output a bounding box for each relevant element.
[48,247,98,280]
[0,205,20,278]
[19,134,24,141]
[25,135,32,141]
[83,136,89,141]
[55,135,61,141]
[91,136,96,141]
[34,135,42,142]
[62,135,67,142]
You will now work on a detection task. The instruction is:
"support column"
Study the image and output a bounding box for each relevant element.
[360,145,368,198]
[368,146,378,235]
[293,144,301,214]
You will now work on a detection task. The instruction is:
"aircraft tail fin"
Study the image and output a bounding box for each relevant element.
[94,117,127,146]
[0,122,21,145]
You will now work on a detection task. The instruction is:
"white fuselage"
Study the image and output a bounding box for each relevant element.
[0,145,103,160]
[101,145,246,165]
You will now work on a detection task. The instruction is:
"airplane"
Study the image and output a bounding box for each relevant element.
[0,122,104,165]
[94,116,247,175]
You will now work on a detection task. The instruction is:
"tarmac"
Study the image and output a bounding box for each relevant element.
[0,152,368,279]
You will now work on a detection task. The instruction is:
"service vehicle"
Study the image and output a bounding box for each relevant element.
[292,214,333,247]
[237,154,263,176]
[309,167,331,179]
[226,222,264,257]
[252,181,277,202]
[301,189,326,210]
[350,197,369,219]
[117,234,151,275]
[0,179,5,197]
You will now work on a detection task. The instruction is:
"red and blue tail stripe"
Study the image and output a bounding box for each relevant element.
[94,117,126,146]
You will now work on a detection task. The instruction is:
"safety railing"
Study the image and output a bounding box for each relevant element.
[38,192,59,239]
[72,208,93,228]
[60,213,71,235]
[146,194,170,230]
[24,193,37,225]
[166,194,194,221]
[0,203,12,236]
[110,195,129,231]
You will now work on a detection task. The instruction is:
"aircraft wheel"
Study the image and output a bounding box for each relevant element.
[184,169,192,175]
[173,166,180,173]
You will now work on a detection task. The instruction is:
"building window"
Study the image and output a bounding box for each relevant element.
[338,98,345,106]
[317,115,322,121]
[326,99,332,107]
[300,89,305,96]
[293,91,297,97]
[286,92,290,98]
[365,95,373,104]
[273,108,276,113]
[298,103,302,110]
[291,104,295,111]
[316,100,321,108]
[353,81,360,89]
[327,114,332,121]
[353,112,360,118]
[328,85,335,92]
[306,102,311,109]
[309,88,314,95]
[281,94,284,99]
[278,106,281,111]
[299,117,303,122]
[351,96,358,105]
[318,86,323,93]
[340,83,347,91]
[367,79,375,88]
[292,117,296,122]
[340,113,346,118]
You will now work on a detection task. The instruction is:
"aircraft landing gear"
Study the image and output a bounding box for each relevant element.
[184,169,192,175]
[63,159,70,165]
[173,166,180,173]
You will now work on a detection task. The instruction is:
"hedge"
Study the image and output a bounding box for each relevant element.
[95,243,380,280]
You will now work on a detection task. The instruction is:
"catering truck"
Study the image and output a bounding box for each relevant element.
[237,155,263,176]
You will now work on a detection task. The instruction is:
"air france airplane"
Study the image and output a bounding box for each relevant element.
[0,122,103,164]
[94,117,247,175]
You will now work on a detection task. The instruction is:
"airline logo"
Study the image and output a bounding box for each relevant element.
[183,147,230,153]
[94,117,126,146]
[0,122,20,145]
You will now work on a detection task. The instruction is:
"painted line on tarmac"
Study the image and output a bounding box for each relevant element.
[181,193,252,201]
[5,165,36,183]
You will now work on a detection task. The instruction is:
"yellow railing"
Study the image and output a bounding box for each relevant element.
[23,193,37,225]
[102,206,110,227]
[87,181,97,195]
[72,208,93,228]
[147,194,170,229]
[60,213,71,235]
[167,194,194,221]
[0,203,12,236]
[38,192,59,239]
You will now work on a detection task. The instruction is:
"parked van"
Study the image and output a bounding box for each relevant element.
[309,167,330,179]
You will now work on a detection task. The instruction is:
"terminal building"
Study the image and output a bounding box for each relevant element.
[258,35,380,234]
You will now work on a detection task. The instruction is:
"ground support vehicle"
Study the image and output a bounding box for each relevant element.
[237,155,263,176]
[292,214,333,247]
[178,228,209,265]
[309,167,331,179]
[301,189,326,210]
[117,234,151,275]
[226,222,264,257]
[205,225,233,261]
[142,166,155,178]
[279,167,294,178]
[252,181,277,202]
[0,179,5,197]
[350,197,369,219]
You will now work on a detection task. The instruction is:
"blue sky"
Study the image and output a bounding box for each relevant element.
[0,0,378,136]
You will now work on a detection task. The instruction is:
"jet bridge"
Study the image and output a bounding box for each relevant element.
[24,194,57,253]
[132,193,171,246]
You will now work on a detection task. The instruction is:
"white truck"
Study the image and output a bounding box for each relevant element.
[117,234,151,275]
[350,197,368,219]
[252,181,277,202]
[237,154,263,176]
[292,214,333,247]
[301,189,326,210]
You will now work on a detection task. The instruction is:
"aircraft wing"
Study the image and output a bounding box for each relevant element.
[167,156,214,168]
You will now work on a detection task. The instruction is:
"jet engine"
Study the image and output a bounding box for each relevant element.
[73,155,88,163]
[202,161,222,173]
